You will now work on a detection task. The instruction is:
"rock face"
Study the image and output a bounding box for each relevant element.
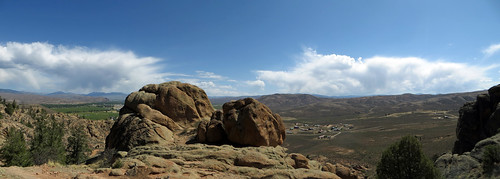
[437,84,500,178]
[197,98,286,147]
[453,84,500,154]
[106,81,214,151]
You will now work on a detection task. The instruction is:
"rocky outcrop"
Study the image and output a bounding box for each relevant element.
[437,84,500,178]
[437,132,500,178]
[196,98,286,147]
[453,84,500,154]
[106,81,214,151]
[110,144,341,178]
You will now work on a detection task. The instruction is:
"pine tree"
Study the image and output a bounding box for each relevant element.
[376,135,441,179]
[30,115,66,165]
[66,125,91,164]
[5,103,14,115]
[0,128,32,167]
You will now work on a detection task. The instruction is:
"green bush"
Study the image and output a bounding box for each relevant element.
[112,159,124,169]
[66,125,91,164]
[376,135,441,179]
[482,144,500,174]
[0,128,32,167]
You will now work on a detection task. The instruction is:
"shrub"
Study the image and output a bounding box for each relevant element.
[112,159,124,169]
[376,135,441,179]
[0,128,32,167]
[482,144,500,174]
[66,125,91,164]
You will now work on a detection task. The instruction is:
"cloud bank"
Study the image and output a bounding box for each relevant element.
[256,48,496,96]
[0,42,166,93]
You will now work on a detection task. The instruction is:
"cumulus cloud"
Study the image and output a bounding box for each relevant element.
[0,42,166,93]
[483,43,500,57]
[245,80,265,90]
[256,48,496,96]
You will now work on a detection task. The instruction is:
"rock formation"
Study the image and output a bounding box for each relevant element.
[105,81,214,151]
[197,98,286,147]
[102,81,365,178]
[453,84,500,154]
[437,84,500,178]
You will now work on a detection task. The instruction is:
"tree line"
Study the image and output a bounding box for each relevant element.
[0,115,90,166]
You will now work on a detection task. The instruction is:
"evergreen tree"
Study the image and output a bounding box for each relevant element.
[30,115,66,165]
[12,100,17,109]
[0,128,32,167]
[5,103,14,115]
[66,125,91,164]
[376,135,441,179]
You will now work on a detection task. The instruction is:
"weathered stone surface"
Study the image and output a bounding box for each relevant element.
[106,81,214,151]
[105,113,174,151]
[118,144,343,178]
[321,162,336,173]
[435,153,481,179]
[335,163,357,179]
[290,153,309,169]
[136,104,181,131]
[222,98,286,146]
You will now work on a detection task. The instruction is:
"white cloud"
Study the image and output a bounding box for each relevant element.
[196,71,225,80]
[483,43,500,57]
[256,48,496,96]
[245,80,265,90]
[176,78,241,96]
[0,42,166,93]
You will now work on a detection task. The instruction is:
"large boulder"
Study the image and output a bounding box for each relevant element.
[106,81,214,151]
[222,98,286,147]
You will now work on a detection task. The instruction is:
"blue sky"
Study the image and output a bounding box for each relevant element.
[1,0,500,96]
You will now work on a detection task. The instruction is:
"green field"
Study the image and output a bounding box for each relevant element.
[42,102,121,120]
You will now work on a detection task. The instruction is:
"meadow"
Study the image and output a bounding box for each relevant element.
[42,102,121,120]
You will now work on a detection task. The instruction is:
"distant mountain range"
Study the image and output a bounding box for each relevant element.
[210,91,486,120]
[0,89,128,104]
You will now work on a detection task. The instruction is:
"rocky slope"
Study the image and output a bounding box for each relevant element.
[436,84,500,178]
[0,104,113,150]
